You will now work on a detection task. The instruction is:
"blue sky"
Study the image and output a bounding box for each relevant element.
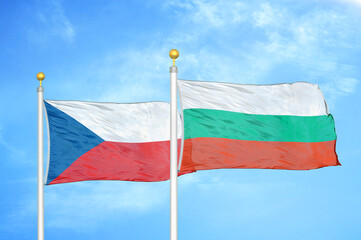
[1,0,361,239]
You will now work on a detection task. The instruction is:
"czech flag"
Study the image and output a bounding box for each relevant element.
[44,100,183,185]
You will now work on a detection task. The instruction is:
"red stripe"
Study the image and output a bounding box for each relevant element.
[49,140,190,185]
[180,138,340,172]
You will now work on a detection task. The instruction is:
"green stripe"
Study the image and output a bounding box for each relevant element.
[184,109,336,142]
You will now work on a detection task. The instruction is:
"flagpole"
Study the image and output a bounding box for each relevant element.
[37,72,45,240]
[169,49,179,240]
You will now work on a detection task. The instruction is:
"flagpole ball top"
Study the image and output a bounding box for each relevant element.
[169,49,179,66]
[36,72,45,81]
[169,49,179,60]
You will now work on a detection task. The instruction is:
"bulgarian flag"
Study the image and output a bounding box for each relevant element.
[177,80,340,172]
[44,100,183,185]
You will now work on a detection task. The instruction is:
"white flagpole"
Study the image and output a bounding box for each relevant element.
[37,72,45,240]
[169,49,179,240]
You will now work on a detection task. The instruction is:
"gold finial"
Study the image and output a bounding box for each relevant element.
[36,72,45,86]
[169,49,179,66]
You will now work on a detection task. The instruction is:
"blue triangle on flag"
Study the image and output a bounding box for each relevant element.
[44,101,105,185]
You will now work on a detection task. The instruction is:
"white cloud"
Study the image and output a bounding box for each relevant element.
[165,0,246,28]
[44,181,168,229]
[320,77,359,108]
[178,171,294,223]
[69,47,172,103]
[249,3,361,107]
[333,0,361,7]
[5,181,169,231]
[0,127,26,161]
[339,78,359,93]
[253,2,283,28]
[29,0,75,43]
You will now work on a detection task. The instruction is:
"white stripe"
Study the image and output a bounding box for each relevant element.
[177,80,329,116]
[45,100,182,142]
